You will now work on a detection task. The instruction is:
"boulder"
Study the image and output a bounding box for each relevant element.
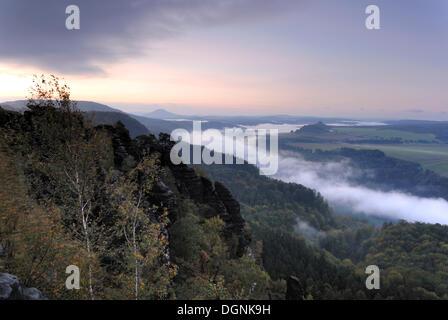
[0,273,48,300]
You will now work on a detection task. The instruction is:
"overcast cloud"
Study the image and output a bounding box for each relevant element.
[0,0,297,74]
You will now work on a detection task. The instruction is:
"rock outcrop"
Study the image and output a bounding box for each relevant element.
[286,276,305,300]
[168,164,251,257]
[99,125,252,258]
[214,181,251,257]
[0,273,48,300]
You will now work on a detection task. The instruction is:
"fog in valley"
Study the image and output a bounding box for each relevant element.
[274,154,448,225]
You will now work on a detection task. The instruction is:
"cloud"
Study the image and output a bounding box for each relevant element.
[294,217,326,241]
[274,154,448,225]
[175,125,279,175]
[0,0,297,74]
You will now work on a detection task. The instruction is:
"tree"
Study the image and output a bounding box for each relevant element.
[0,143,83,299]
[108,156,176,299]
[23,75,114,299]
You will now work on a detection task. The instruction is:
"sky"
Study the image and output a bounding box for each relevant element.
[0,0,447,119]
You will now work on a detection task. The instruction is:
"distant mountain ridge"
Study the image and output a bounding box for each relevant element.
[0,100,123,113]
[86,111,149,138]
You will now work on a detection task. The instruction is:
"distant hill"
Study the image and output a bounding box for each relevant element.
[0,100,148,137]
[131,114,242,135]
[85,111,149,138]
[143,109,180,119]
[297,121,331,135]
[0,100,195,136]
[129,115,190,135]
[0,100,123,113]
[76,101,123,113]
[0,100,29,112]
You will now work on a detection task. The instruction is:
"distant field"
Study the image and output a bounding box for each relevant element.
[285,142,448,177]
[332,127,438,142]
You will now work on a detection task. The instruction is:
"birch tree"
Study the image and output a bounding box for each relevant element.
[25,75,113,299]
[108,156,176,299]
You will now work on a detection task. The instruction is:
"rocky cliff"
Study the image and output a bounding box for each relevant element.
[101,126,252,258]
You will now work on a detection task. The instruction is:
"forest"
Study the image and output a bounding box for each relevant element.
[1,76,448,300]
[198,161,448,299]
[0,76,271,300]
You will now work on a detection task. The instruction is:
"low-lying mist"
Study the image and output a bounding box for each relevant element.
[274,153,448,225]
[179,127,448,225]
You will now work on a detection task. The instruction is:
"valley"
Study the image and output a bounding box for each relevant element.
[2,95,448,300]
[2,0,448,305]
[282,142,448,177]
